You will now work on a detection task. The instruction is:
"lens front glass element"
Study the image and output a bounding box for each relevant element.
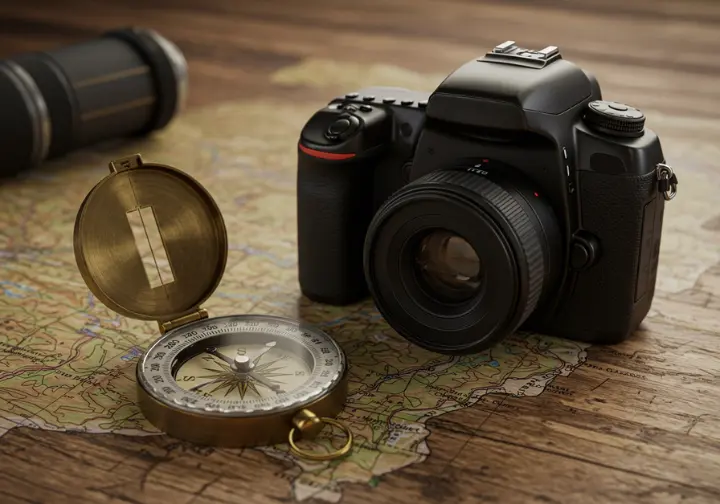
[414,230,482,303]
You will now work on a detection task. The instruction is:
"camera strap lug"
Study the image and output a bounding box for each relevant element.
[656,163,678,201]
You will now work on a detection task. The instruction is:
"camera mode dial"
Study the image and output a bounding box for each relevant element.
[584,100,645,138]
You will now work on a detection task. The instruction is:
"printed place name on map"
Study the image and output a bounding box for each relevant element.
[546,385,574,397]
[606,349,637,359]
[583,362,647,380]
[274,471,296,483]
[0,342,60,364]
[515,371,561,396]
[348,412,424,434]
[48,368,123,387]
[477,396,521,412]
[427,385,471,404]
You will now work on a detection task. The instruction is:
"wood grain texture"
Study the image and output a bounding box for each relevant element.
[1,0,719,115]
[0,1,719,503]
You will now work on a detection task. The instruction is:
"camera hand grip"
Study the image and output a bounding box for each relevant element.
[554,169,661,342]
[296,149,375,305]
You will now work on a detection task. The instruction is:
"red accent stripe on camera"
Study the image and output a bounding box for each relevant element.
[298,143,356,160]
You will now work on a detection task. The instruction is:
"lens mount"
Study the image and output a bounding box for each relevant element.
[364,165,559,354]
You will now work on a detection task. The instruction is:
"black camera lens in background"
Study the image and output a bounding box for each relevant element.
[414,230,483,303]
[363,163,563,354]
[0,27,187,178]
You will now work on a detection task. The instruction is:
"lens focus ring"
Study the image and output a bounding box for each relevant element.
[364,165,552,353]
[416,169,545,323]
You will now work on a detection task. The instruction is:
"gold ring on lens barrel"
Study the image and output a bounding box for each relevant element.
[73,153,352,460]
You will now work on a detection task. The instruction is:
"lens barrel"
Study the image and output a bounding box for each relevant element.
[0,27,187,177]
[364,164,562,354]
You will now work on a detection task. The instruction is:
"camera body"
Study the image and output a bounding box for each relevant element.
[297,41,670,354]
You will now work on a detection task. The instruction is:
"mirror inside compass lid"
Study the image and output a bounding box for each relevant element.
[73,154,228,330]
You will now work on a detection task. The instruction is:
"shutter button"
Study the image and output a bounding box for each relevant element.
[324,115,360,141]
[328,118,351,136]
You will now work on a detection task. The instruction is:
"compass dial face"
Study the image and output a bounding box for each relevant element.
[137,315,345,416]
[174,342,312,399]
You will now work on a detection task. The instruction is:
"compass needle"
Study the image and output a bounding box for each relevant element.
[205,347,236,368]
[251,341,277,366]
[247,371,285,394]
[189,378,222,392]
[253,358,287,372]
[208,380,233,396]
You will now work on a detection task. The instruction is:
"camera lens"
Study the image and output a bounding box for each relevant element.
[414,230,482,303]
[364,163,562,354]
[0,27,187,178]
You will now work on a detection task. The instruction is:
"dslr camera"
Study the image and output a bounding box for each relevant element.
[296,41,677,354]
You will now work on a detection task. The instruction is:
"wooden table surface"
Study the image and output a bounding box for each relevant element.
[0,0,718,119]
[0,1,719,503]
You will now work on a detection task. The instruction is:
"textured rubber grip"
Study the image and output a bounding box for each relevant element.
[550,168,660,342]
[296,150,376,305]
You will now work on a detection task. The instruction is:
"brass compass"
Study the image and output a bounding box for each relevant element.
[73,153,351,460]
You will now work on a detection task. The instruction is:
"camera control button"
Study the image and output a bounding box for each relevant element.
[324,115,360,141]
[401,100,414,106]
[362,95,375,102]
[345,92,359,99]
[418,100,428,108]
[359,105,373,112]
[328,118,351,136]
[570,234,600,270]
[382,97,396,104]
[570,242,591,270]
[584,100,645,138]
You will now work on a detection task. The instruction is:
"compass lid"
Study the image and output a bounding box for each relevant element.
[73,154,228,323]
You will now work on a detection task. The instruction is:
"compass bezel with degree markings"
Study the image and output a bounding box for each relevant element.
[72,153,351,459]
